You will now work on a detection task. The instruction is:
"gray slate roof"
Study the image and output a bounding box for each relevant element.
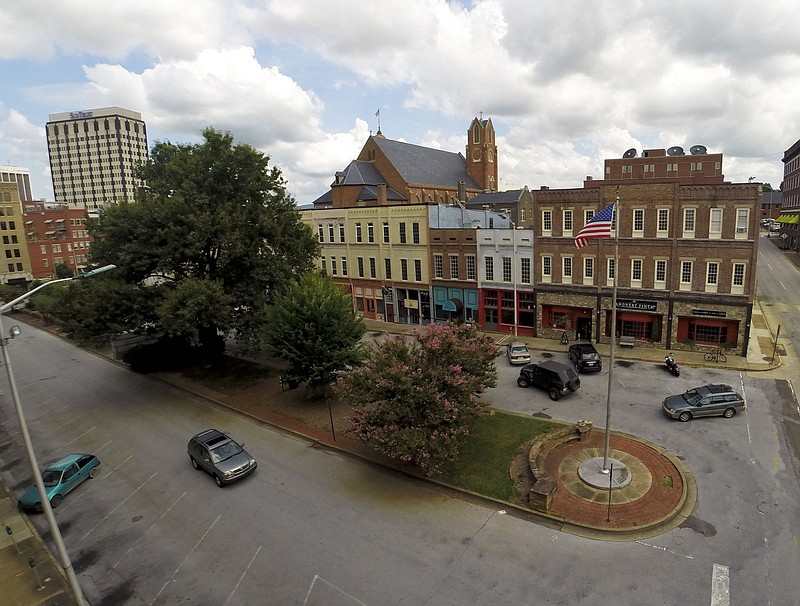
[371,136,481,189]
[466,189,524,206]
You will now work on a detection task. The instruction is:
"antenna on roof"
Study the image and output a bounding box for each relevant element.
[479,110,483,121]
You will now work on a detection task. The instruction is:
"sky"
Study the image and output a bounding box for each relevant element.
[1,0,799,206]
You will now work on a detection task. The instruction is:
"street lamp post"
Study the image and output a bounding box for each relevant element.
[0,264,116,606]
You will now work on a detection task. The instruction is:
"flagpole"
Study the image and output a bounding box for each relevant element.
[602,189,620,472]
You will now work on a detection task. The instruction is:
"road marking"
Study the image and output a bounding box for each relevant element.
[710,563,729,606]
[152,514,221,604]
[65,426,96,445]
[80,472,157,542]
[223,545,263,605]
[110,491,187,571]
[303,575,368,606]
[635,540,694,559]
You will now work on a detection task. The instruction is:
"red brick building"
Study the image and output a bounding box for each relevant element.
[23,201,92,279]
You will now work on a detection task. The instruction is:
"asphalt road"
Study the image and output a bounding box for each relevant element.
[1,324,799,605]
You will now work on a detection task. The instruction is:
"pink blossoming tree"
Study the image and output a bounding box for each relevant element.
[336,322,498,474]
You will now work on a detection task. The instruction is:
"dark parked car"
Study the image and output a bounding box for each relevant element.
[516,360,580,401]
[568,343,602,373]
[18,453,101,511]
[188,429,257,487]
[662,384,746,422]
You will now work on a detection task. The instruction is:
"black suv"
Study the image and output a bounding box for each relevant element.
[188,429,257,487]
[568,343,602,373]
[516,360,581,400]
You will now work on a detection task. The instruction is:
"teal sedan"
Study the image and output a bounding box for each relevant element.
[18,453,101,511]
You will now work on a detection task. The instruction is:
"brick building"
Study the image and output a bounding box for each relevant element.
[776,138,800,251]
[22,201,91,279]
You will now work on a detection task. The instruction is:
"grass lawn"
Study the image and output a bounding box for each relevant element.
[439,410,561,502]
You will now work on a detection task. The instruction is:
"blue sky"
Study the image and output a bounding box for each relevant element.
[1,0,798,205]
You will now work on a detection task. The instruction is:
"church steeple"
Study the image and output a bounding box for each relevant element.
[465,115,498,192]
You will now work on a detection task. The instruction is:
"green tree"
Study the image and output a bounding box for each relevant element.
[84,127,319,350]
[336,322,497,474]
[262,272,365,394]
[54,262,74,279]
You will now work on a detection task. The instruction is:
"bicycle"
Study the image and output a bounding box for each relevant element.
[704,348,727,363]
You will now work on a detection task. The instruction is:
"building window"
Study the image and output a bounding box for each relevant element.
[502,257,512,282]
[356,223,363,243]
[328,223,335,241]
[434,254,443,278]
[384,258,392,280]
[633,209,644,235]
[680,260,693,290]
[399,222,407,244]
[709,208,722,238]
[542,255,552,281]
[584,257,594,279]
[683,208,695,235]
[562,256,572,279]
[563,210,573,234]
[414,259,422,282]
[631,258,642,285]
[401,259,408,281]
[450,255,459,279]
[412,222,420,244]
[485,257,494,281]
[466,255,476,280]
[736,209,749,237]
[317,224,324,242]
[369,257,377,279]
[542,210,552,234]
[357,257,364,278]
[655,259,667,289]
[584,210,594,226]
[331,257,338,276]
[339,224,345,242]
[657,209,669,236]
[367,223,374,243]
[706,262,719,292]
[607,258,615,285]
[732,262,745,294]
[383,222,389,243]
[321,258,327,274]
[341,257,348,276]
[520,257,531,284]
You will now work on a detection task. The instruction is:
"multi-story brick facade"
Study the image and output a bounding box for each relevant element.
[22,201,91,279]
[531,182,759,354]
[777,138,800,251]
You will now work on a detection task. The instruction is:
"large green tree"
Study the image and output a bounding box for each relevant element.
[335,322,498,474]
[78,127,319,349]
[262,272,365,394]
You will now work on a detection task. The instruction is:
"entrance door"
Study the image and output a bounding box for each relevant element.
[576,317,593,341]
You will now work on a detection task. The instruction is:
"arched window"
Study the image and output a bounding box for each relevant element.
[473,124,480,144]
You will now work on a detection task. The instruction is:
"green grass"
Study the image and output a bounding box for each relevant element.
[439,411,561,501]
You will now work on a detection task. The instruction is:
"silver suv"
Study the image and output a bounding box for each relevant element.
[188,429,257,487]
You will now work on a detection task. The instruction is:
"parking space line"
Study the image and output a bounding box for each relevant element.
[152,514,221,604]
[223,545,263,606]
[110,491,187,572]
[65,426,96,446]
[710,563,729,606]
[80,472,157,542]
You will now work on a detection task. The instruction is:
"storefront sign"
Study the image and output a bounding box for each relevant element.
[616,299,657,312]
[404,299,418,309]
[691,309,726,318]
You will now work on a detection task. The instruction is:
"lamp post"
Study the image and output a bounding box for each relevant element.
[0,264,116,606]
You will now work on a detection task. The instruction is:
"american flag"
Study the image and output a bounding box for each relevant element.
[574,202,615,248]
[375,109,380,117]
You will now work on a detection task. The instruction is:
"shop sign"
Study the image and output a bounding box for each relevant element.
[616,298,657,312]
[692,309,726,318]
[404,299,419,309]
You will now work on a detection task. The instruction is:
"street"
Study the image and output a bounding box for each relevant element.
[0,317,798,605]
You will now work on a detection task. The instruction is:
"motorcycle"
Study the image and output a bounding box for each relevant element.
[665,353,680,377]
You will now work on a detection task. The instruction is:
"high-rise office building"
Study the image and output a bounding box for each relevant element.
[46,107,148,210]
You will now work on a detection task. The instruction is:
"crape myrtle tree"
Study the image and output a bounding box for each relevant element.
[68,127,319,351]
[335,322,498,474]
[261,272,366,395]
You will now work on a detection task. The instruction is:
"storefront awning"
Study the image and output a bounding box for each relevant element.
[442,297,463,313]
[787,215,800,224]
